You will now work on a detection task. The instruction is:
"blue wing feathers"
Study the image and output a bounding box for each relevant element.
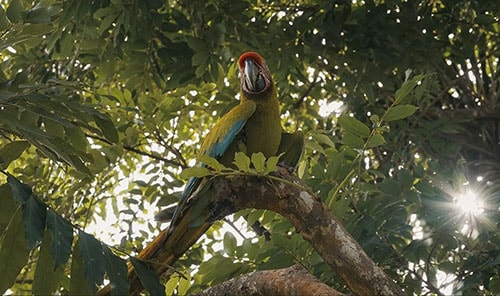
[167,119,248,235]
[207,119,246,158]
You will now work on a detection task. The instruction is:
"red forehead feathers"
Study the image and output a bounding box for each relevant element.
[238,52,265,69]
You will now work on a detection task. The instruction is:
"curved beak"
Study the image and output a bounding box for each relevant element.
[243,58,265,92]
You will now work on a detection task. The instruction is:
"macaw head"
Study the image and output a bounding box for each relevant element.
[238,52,274,99]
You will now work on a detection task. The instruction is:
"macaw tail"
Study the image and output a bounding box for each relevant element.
[97,218,213,295]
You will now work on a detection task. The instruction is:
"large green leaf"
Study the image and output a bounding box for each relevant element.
[130,257,165,296]
[0,185,16,234]
[103,246,129,296]
[0,141,30,169]
[223,231,237,256]
[33,230,64,295]
[338,114,370,138]
[251,152,266,172]
[22,195,47,249]
[0,206,29,294]
[233,152,251,171]
[384,105,418,122]
[0,6,11,30]
[69,240,93,295]
[46,210,74,269]
[5,0,24,23]
[93,114,119,143]
[7,174,32,204]
[78,231,106,293]
[394,75,426,104]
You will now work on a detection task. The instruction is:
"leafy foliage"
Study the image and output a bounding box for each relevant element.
[1,0,499,295]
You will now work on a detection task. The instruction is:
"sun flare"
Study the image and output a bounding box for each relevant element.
[455,190,484,216]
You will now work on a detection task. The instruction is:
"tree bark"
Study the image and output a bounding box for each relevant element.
[191,264,345,296]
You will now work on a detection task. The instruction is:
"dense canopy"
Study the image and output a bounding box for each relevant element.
[0,0,499,295]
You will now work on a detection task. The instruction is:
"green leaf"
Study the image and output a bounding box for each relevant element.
[22,195,47,249]
[326,151,344,180]
[233,152,250,171]
[223,231,237,256]
[70,241,93,295]
[490,275,500,294]
[93,114,119,143]
[6,0,24,23]
[342,132,364,149]
[0,207,29,294]
[159,97,184,119]
[198,155,223,172]
[78,231,106,293]
[46,210,74,269]
[394,75,425,104]
[0,6,11,30]
[0,185,16,234]
[44,118,65,138]
[64,126,87,152]
[192,51,210,66]
[177,273,192,295]
[384,105,418,122]
[179,166,211,179]
[251,152,266,172]
[25,6,51,23]
[7,174,32,204]
[338,114,370,138]
[311,133,335,147]
[33,231,64,296]
[475,14,495,25]
[130,257,166,296]
[265,154,282,173]
[185,36,207,51]
[366,134,386,148]
[103,246,129,296]
[171,8,190,28]
[0,141,29,169]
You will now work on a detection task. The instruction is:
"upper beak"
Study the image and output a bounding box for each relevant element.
[244,58,261,92]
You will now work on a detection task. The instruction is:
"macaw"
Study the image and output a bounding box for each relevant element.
[98,52,304,295]
[162,51,281,228]
[140,52,281,261]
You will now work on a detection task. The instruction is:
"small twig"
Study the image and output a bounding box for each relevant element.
[293,71,320,109]
[85,133,186,168]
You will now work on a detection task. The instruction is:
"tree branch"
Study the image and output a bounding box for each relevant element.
[85,133,186,168]
[191,264,345,296]
[207,168,405,295]
[98,167,404,295]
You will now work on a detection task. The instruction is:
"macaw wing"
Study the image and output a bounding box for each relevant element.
[167,100,257,235]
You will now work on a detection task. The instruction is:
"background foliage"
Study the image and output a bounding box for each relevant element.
[0,0,499,295]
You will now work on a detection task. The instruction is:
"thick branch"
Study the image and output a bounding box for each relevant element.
[205,168,404,295]
[98,167,404,295]
[191,264,345,296]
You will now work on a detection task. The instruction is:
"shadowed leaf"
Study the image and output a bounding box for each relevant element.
[46,210,74,269]
[103,246,129,296]
[78,231,106,293]
[22,195,47,249]
[7,174,32,204]
[130,257,166,296]
[33,231,64,295]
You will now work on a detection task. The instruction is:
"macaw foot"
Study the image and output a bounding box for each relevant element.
[278,162,296,173]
